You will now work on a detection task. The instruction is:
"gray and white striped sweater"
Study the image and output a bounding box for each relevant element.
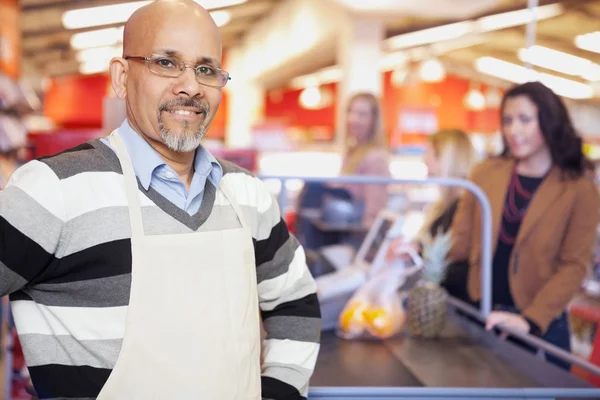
[0,139,321,399]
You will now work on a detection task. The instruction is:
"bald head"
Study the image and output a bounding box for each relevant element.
[110,0,225,156]
[123,0,221,58]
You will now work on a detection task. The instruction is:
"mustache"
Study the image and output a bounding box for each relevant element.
[159,98,209,114]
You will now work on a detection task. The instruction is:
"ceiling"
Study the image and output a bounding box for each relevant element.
[18,0,600,100]
[422,0,600,86]
[20,0,278,77]
[284,0,600,101]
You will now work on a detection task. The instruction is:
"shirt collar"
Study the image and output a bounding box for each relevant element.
[117,119,223,190]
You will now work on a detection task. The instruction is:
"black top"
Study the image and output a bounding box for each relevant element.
[493,172,545,308]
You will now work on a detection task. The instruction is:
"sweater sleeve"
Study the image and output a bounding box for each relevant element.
[0,160,65,296]
[250,177,321,400]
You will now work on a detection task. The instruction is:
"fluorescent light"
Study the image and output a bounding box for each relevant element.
[386,21,474,50]
[385,4,563,51]
[70,27,124,50]
[575,31,600,54]
[475,57,537,84]
[475,57,594,99]
[79,60,110,75]
[290,66,343,89]
[476,4,563,32]
[539,73,595,100]
[209,10,231,27]
[582,64,600,82]
[76,46,123,63]
[63,0,242,29]
[196,0,246,8]
[63,1,148,29]
[379,52,408,71]
[518,45,600,82]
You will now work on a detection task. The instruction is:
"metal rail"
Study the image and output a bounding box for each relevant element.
[261,175,493,316]
[449,296,600,378]
[307,387,600,399]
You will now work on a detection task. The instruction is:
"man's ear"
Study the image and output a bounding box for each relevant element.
[109,57,128,100]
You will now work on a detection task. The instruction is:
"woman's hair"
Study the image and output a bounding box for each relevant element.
[418,129,477,241]
[341,92,387,174]
[500,81,591,179]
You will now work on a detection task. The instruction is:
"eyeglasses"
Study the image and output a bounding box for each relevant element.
[125,54,231,88]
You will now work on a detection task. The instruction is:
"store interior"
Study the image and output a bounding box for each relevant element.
[2,0,600,398]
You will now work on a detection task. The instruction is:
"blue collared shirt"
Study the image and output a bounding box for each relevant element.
[104,120,222,215]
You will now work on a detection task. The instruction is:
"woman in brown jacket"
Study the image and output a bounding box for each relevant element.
[450,81,600,369]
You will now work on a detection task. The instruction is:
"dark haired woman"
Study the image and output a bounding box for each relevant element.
[449,81,600,369]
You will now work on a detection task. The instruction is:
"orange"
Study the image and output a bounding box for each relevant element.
[339,301,367,334]
[363,306,406,339]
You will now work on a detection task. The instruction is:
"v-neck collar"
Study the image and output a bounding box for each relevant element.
[92,139,216,231]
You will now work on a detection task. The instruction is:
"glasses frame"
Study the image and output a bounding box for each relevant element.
[124,54,231,88]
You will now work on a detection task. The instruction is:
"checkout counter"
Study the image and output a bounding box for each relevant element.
[265,174,600,400]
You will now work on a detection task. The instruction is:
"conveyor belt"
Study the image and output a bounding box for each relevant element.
[311,331,422,387]
[313,318,538,388]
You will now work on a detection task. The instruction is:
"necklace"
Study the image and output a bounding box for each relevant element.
[499,170,535,245]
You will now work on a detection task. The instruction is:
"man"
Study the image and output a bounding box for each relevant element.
[0,1,321,399]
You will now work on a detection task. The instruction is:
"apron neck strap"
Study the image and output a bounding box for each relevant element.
[218,183,249,229]
[109,131,145,238]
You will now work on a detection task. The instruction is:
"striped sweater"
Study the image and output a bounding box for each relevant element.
[0,139,321,400]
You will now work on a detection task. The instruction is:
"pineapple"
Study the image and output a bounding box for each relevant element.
[407,229,453,338]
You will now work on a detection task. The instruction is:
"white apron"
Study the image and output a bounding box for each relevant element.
[97,131,261,399]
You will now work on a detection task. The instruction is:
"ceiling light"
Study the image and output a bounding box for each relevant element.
[210,10,232,27]
[575,31,600,54]
[518,45,600,82]
[63,0,242,29]
[385,4,563,51]
[70,27,124,50]
[419,58,446,82]
[582,64,600,82]
[379,52,408,71]
[79,60,110,75]
[464,88,486,110]
[299,87,323,110]
[476,3,563,32]
[539,73,595,100]
[289,67,343,90]
[76,46,123,63]
[196,0,246,8]
[475,57,536,84]
[386,22,474,50]
[474,57,594,99]
[63,1,148,29]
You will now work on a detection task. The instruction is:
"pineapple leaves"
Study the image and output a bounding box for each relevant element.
[421,228,453,285]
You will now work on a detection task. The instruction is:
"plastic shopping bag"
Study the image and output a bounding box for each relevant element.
[336,251,422,340]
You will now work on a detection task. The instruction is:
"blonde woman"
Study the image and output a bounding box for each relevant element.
[335,92,391,226]
[416,129,478,242]
[387,129,477,300]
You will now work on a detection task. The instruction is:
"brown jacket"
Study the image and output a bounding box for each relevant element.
[450,157,600,333]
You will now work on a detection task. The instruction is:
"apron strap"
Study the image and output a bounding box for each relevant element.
[219,182,249,229]
[109,131,145,238]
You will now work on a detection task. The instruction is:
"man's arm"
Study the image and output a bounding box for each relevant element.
[252,178,321,400]
[0,160,65,296]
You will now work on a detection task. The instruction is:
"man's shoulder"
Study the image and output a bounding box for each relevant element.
[216,158,277,212]
[216,157,254,178]
[37,138,119,180]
